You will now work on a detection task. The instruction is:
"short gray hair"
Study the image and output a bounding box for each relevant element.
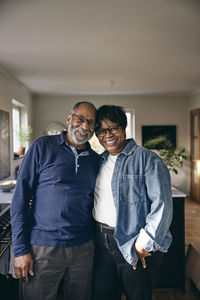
[71,101,96,114]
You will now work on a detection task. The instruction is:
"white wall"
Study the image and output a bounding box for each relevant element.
[0,70,32,178]
[33,94,190,194]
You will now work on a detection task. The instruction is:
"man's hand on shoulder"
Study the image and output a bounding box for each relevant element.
[14,253,34,284]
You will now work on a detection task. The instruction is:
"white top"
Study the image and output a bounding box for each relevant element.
[93,154,117,227]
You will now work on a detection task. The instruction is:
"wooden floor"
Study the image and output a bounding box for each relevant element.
[152,198,200,300]
[185,198,200,248]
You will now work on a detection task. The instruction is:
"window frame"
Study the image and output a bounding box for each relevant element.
[12,99,29,155]
[125,108,135,139]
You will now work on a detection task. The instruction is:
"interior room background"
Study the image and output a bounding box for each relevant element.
[1,69,200,196]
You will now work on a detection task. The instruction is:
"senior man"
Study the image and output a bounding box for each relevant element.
[11,101,100,300]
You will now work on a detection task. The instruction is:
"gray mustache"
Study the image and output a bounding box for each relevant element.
[76,128,90,135]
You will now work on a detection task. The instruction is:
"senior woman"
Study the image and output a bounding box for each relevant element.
[91,105,173,300]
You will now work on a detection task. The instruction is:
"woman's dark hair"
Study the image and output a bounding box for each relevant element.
[95,105,127,133]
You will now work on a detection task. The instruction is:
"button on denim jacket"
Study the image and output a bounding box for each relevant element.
[100,139,173,265]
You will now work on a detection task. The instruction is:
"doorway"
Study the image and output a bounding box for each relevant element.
[190,109,200,203]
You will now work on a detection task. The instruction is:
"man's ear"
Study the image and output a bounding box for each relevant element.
[66,114,72,125]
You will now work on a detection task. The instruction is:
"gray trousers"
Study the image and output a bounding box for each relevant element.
[19,240,94,300]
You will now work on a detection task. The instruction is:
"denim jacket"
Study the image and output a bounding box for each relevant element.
[100,139,173,265]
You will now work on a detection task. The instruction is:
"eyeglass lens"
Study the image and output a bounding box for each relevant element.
[72,114,95,127]
[98,126,120,136]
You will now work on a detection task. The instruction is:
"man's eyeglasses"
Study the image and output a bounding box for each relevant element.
[72,114,95,128]
[96,125,120,137]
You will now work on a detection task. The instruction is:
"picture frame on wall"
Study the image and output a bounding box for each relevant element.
[142,125,176,150]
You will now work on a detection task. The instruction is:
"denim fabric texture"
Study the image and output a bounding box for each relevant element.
[100,139,173,265]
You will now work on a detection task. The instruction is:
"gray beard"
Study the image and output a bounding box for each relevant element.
[68,122,93,145]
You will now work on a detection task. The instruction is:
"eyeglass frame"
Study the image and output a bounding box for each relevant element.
[71,113,95,128]
[96,125,121,137]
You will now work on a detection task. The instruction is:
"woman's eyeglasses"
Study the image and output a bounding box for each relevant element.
[96,125,120,137]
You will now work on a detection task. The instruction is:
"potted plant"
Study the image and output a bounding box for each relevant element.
[158,148,187,174]
[143,135,187,174]
[16,124,33,155]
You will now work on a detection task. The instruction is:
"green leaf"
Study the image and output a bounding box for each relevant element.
[157,147,186,175]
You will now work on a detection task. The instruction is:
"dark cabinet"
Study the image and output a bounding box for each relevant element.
[155,189,185,292]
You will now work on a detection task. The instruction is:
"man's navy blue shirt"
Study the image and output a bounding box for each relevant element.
[11,131,100,257]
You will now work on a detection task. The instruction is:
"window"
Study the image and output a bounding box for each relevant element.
[12,99,28,154]
[89,134,104,154]
[126,109,135,139]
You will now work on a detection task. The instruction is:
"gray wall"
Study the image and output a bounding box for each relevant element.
[33,94,190,194]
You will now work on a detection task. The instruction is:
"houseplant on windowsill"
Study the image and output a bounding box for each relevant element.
[16,125,33,156]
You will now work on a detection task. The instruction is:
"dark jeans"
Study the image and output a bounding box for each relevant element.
[91,230,164,300]
[19,240,94,300]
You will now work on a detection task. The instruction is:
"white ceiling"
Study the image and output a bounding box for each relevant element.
[0,0,200,95]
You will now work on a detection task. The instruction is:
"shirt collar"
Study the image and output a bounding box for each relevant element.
[120,139,137,155]
[56,130,67,145]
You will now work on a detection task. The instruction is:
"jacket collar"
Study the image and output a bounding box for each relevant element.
[101,138,138,160]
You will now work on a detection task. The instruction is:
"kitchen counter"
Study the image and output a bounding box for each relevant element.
[172,186,186,198]
[0,190,14,204]
[0,186,186,203]
[155,186,186,292]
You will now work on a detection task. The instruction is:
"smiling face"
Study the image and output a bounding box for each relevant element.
[66,103,96,148]
[97,119,127,155]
